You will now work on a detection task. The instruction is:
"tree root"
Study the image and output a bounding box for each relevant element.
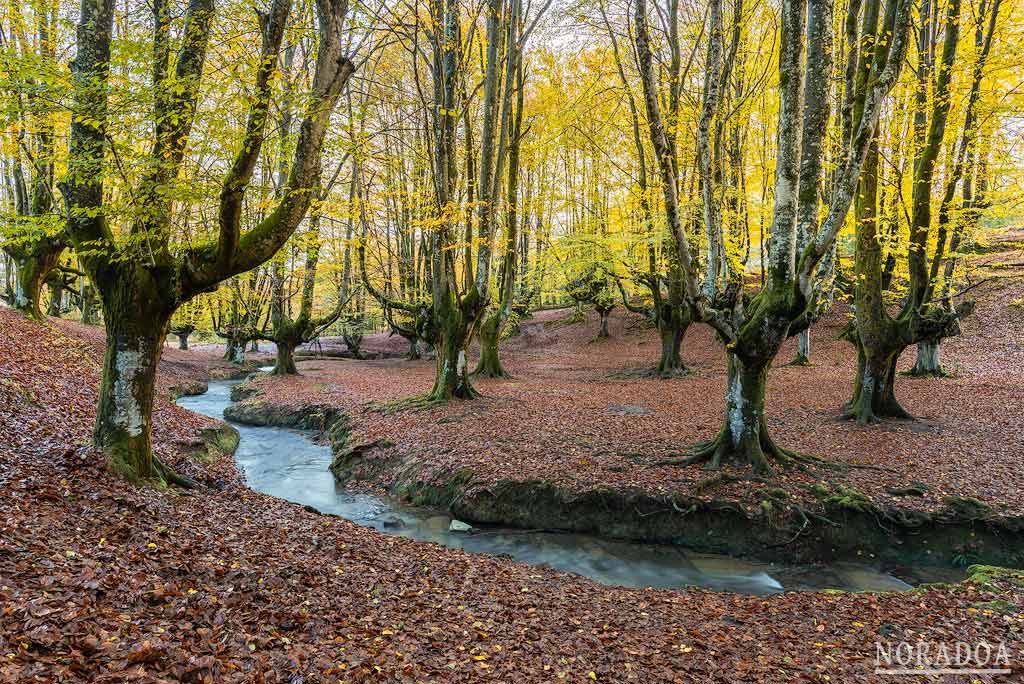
[153,455,201,490]
[901,367,952,379]
[607,365,690,380]
[472,367,511,380]
[655,426,848,477]
[840,398,915,424]
[370,394,452,414]
[370,384,480,414]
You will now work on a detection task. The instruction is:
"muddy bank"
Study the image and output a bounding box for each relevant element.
[223,387,1024,569]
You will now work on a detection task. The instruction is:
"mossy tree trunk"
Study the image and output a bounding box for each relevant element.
[848,140,914,422]
[846,330,910,422]
[596,307,612,338]
[793,329,811,365]
[655,301,690,377]
[81,281,100,324]
[272,335,299,375]
[92,269,187,484]
[46,278,63,316]
[429,307,477,400]
[849,0,965,418]
[908,339,945,377]
[474,312,508,378]
[685,287,812,474]
[11,244,63,320]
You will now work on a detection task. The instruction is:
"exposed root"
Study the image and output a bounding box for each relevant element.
[841,397,915,424]
[472,366,511,380]
[370,394,452,414]
[607,365,689,380]
[901,367,953,379]
[659,426,847,476]
[153,456,201,490]
[786,355,813,367]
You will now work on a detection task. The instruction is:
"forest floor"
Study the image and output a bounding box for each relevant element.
[228,239,1024,563]
[2,281,1024,681]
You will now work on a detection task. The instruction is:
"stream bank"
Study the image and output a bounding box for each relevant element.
[179,379,1000,593]
[220,376,1024,571]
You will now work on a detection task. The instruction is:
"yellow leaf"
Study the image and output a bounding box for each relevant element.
[589,672,597,680]
[472,654,489,661]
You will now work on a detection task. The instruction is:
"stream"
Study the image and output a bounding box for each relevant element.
[178,380,959,596]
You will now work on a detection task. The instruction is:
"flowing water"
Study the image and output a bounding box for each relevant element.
[178,380,961,595]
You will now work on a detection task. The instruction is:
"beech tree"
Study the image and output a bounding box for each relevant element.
[61,0,355,483]
[597,0,693,377]
[0,0,64,319]
[846,0,1001,420]
[635,0,914,472]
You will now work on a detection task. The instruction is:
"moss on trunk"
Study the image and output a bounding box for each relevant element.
[12,246,62,320]
[428,318,477,400]
[474,311,509,378]
[273,337,299,375]
[655,307,689,377]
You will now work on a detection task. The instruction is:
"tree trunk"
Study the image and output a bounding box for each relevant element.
[407,337,421,360]
[655,312,689,377]
[177,331,190,350]
[689,353,775,474]
[13,252,59,319]
[428,321,476,400]
[81,282,100,325]
[46,279,63,317]
[597,310,610,338]
[845,336,910,423]
[273,338,298,375]
[793,329,812,365]
[95,308,168,482]
[474,312,509,378]
[908,339,945,377]
[849,138,912,423]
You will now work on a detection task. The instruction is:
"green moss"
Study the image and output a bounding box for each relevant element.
[808,482,831,498]
[199,423,240,461]
[819,484,875,513]
[965,565,1024,590]
[970,600,1020,614]
[942,496,992,521]
[762,487,790,502]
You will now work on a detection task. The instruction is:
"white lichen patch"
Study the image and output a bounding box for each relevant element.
[112,347,146,437]
[726,370,747,448]
[457,350,466,376]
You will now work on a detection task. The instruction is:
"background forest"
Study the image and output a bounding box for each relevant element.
[3,0,1023,480]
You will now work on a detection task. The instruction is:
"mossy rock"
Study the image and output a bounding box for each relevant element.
[940,496,992,522]
[230,380,262,402]
[965,565,1024,590]
[806,480,876,514]
[201,423,240,457]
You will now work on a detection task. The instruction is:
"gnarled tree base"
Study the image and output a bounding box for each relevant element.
[678,422,836,476]
[104,446,200,490]
[843,350,914,424]
[904,340,949,378]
